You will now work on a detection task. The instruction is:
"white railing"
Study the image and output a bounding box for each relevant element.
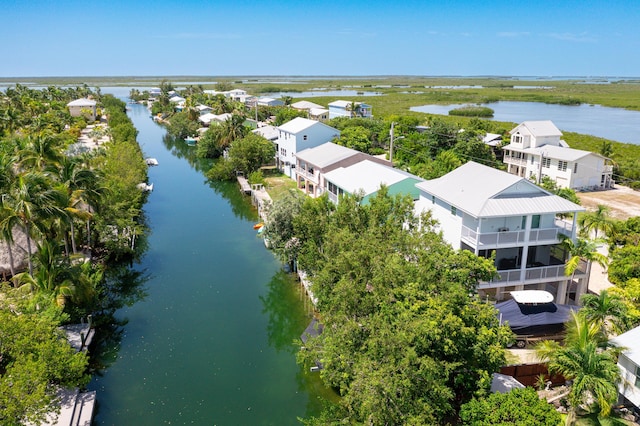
[480,262,587,287]
[462,224,572,248]
[328,191,338,203]
[505,156,528,166]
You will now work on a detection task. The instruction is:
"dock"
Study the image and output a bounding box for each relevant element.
[237,175,251,194]
[250,184,272,220]
[34,387,96,426]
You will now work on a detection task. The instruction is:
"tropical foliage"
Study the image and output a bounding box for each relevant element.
[263,190,511,424]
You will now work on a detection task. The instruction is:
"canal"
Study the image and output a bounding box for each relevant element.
[88,100,328,424]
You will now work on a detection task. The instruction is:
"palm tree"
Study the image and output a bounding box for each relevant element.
[580,290,629,336]
[561,235,609,278]
[536,313,620,423]
[5,172,64,275]
[578,204,614,239]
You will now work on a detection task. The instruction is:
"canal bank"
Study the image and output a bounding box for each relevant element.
[88,100,330,424]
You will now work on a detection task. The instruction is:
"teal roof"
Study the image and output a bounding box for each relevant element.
[361,178,423,205]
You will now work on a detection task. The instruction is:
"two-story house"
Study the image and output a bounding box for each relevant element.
[67,98,97,121]
[295,142,391,197]
[275,118,340,179]
[612,326,640,411]
[414,161,587,304]
[328,100,372,119]
[503,120,613,190]
[324,160,423,204]
[291,101,329,121]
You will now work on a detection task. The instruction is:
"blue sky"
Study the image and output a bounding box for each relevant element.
[2,0,638,77]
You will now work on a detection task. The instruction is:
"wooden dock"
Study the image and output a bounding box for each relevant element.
[237,175,251,194]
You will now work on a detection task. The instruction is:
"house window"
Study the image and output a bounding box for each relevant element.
[431,195,435,204]
[451,206,457,216]
[531,215,541,229]
[636,365,640,388]
[280,148,287,156]
[513,134,522,144]
[303,135,308,141]
[530,155,534,164]
[308,167,314,175]
[542,157,551,168]
[574,163,578,174]
[558,161,568,171]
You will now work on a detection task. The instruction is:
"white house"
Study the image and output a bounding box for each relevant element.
[414,161,587,304]
[295,142,391,197]
[328,100,372,119]
[503,121,613,190]
[291,101,329,121]
[612,326,640,410]
[275,118,340,179]
[67,98,97,121]
[257,97,284,107]
[323,160,423,204]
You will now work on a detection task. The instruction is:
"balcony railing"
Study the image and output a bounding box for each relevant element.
[479,260,587,288]
[504,156,528,166]
[296,168,317,182]
[462,224,574,249]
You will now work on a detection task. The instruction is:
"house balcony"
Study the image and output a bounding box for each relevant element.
[504,156,528,166]
[297,168,318,183]
[479,260,588,289]
[461,222,574,250]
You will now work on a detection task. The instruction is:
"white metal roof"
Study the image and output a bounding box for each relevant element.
[503,143,603,162]
[510,120,562,137]
[612,325,640,365]
[309,107,329,116]
[296,142,359,168]
[277,117,338,135]
[252,125,279,141]
[291,100,323,110]
[415,161,584,217]
[324,160,407,196]
[67,98,96,107]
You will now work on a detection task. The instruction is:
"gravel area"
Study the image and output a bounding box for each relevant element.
[577,185,640,220]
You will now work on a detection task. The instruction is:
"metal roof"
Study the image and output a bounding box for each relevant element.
[415,161,583,217]
[509,120,562,137]
[612,325,640,365]
[291,100,323,110]
[324,160,410,196]
[295,142,359,168]
[503,143,603,162]
[67,98,96,107]
[278,117,338,135]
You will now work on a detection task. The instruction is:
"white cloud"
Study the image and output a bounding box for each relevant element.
[546,32,596,42]
[497,31,530,37]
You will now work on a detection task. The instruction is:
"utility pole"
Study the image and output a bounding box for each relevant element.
[389,122,395,164]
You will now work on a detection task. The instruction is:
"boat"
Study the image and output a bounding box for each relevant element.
[136,182,154,192]
[253,223,264,230]
[145,158,159,166]
[184,137,197,146]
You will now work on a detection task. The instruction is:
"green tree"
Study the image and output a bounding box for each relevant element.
[608,244,640,286]
[580,289,629,336]
[0,307,89,424]
[579,204,614,239]
[262,190,306,267]
[536,313,620,422]
[561,236,609,283]
[460,387,562,426]
[227,133,275,175]
[334,126,372,152]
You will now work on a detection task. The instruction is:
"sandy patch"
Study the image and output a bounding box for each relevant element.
[576,185,640,220]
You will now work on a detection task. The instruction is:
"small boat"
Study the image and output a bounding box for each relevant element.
[145,158,159,166]
[136,182,154,192]
[184,137,197,146]
[253,223,264,230]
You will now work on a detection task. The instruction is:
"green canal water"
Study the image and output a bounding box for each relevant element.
[88,102,331,424]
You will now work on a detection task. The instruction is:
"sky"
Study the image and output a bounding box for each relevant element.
[2,0,639,77]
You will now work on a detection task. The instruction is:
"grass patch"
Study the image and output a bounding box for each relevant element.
[263,171,299,201]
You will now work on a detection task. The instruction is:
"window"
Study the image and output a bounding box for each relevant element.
[451,206,457,215]
[574,163,578,174]
[303,135,308,141]
[531,215,540,229]
[530,155,534,164]
[636,365,640,388]
[431,195,435,204]
[280,148,287,156]
[542,157,551,168]
[513,134,522,144]
[558,160,568,171]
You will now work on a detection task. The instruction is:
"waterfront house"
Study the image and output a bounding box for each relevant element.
[291,100,329,121]
[252,125,279,142]
[257,97,285,107]
[612,325,640,410]
[295,142,391,197]
[67,98,97,121]
[328,100,372,119]
[198,112,232,126]
[275,118,340,179]
[414,161,587,304]
[323,160,423,204]
[502,121,613,190]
